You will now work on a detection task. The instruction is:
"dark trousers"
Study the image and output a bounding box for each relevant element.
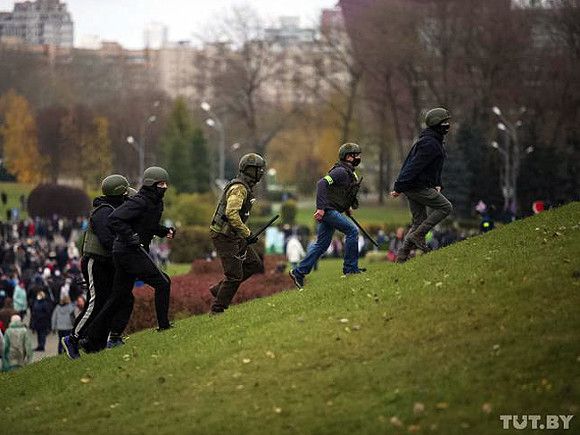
[404,187,453,234]
[73,256,126,346]
[84,248,171,350]
[57,329,72,354]
[210,232,263,312]
[36,329,48,350]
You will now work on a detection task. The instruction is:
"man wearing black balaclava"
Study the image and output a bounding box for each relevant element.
[83,167,175,352]
[390,107,453,263]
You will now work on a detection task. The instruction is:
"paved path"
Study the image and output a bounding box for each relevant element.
[21,311,60,363]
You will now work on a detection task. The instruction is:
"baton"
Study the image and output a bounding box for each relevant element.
[234,214,280,260]
[139,245,170,283]
[252,214,280,240]
[349,215,380,248]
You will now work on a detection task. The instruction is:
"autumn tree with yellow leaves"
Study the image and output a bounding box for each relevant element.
[0,90,46,183]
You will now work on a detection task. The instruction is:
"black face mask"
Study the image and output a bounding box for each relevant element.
[352,157,362,167]
[436,122,451,136]
[155,186,167,198]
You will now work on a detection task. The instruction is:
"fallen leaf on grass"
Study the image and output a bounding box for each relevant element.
[339,318,349,324]
[265,351,275,359]
[482,403,493,414]
[408,425,421,432]
[435,402,449,410]
[390,416,403,428]
[413,402,425,415]
[80,377,91,384]
[273,407,282,414]
[242,358,251,364]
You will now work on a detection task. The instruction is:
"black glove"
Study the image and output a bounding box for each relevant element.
[127,233,141,246]
[245,233,259,245]
[167,227,176,238]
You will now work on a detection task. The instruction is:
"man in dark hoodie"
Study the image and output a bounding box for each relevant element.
[390,107,454,263]
[289,143,364,290]
[82,167,175,351]
[61,174,134,359]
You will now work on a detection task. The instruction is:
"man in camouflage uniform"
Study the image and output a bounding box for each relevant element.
[289,143,364,290]
[390,107,454,262]
[208,153,266,315]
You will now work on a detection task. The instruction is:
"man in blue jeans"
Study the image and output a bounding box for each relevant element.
[289,143,364,289]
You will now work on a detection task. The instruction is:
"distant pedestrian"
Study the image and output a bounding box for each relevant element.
[390,108,453,263]
[30,291,52,352]
[52,295,75,354]
[12,281,28,320]
[2,314,33,371]
[286,234,305,270]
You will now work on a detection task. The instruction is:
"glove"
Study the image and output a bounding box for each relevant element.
[126,233,141,247]
[167,227,176,238]
[245,233,259,245]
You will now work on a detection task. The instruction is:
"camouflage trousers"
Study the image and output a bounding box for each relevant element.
[209,231,263,312]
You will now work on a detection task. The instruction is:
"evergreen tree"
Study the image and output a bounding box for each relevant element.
[161,98,196,193]
[442,129,472,218]
[189,127,210,193]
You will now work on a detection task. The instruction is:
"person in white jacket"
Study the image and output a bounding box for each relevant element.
[286,234,306,270]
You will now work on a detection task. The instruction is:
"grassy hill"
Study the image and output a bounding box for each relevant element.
[2,203,579,434]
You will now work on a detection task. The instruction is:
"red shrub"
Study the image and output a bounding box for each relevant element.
[125,255,293,332]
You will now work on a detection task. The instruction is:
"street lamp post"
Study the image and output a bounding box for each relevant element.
[128,109,158,184]
[201,101,226,183]
[127,136,144,183]
[490,106,533,217]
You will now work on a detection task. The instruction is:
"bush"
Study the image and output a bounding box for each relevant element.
[280,199,297,225]
[125,255,293,332]
[165,191,215,227]
[27,184,91,218]
[169,225,213,262]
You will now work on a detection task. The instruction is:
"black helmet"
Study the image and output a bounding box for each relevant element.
[142,166,169,187]
[101,174,129,196]
[239,153,266,172]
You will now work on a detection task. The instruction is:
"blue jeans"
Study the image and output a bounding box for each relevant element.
[296,210,359,276]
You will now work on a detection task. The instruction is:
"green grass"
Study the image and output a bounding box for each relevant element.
[2,203,579,434]
[296,202,410,229]
[165,263,192,277]
[0,181,33,218]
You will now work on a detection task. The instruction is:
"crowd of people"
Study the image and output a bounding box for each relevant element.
[0,216,87,371]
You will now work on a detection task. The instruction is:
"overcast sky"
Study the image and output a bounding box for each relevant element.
[0,0,339,48]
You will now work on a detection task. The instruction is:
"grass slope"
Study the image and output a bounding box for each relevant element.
[2,203,579,435]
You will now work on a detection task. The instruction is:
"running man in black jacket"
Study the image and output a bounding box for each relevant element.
[62,175,134,359]
[82,167,175,352]
[390,108,453,262]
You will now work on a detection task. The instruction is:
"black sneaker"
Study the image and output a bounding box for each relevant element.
[289,269,304,290]
[209,309,224,316]
[61,335,81,360]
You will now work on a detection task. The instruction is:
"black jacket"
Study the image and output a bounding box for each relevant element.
[108,186,169,253]
[89,195,125,254]
[394,128,447,193]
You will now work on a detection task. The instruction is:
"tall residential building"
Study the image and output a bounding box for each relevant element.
[144,22,168,50]
[265,16,316,47]
[0,0,73,47]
